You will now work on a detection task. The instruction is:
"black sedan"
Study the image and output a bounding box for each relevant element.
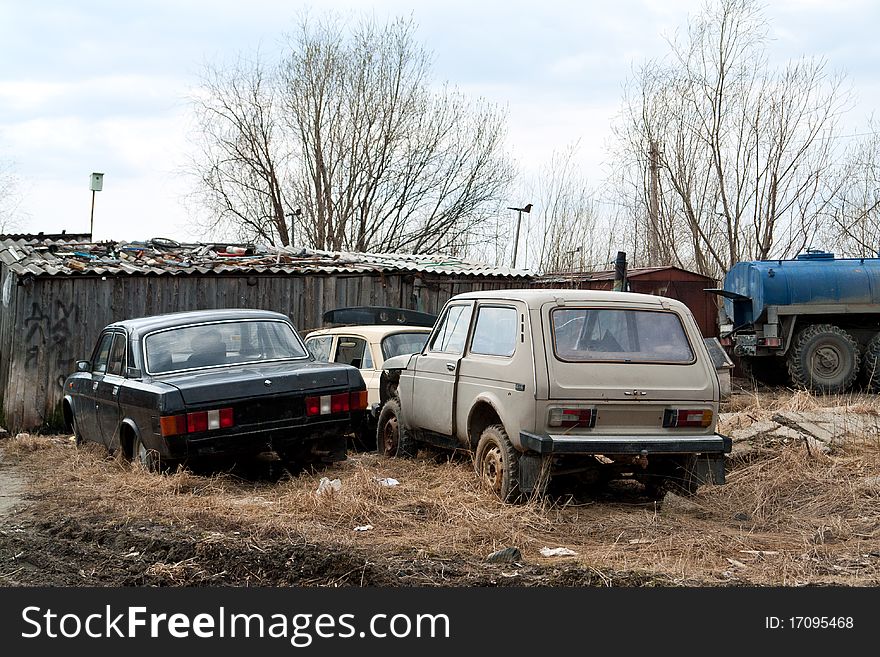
[62,309,367,471]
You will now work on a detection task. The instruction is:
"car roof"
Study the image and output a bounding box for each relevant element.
[305,325,432,341]
[448,287,687,310]
[106,308,293,336]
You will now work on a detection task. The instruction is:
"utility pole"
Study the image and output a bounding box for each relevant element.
[89,172,104,240]
[648,141,661,264]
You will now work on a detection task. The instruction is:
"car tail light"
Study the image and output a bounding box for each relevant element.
[663,409,713,428]
[305,392,360,417]
[160,407,235,437]
[548,407,596,428]
[350,390,368,410]
[160,414,187,437]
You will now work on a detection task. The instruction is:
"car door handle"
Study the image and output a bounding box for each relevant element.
[446,362,456,372]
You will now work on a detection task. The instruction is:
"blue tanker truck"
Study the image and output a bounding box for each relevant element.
[712,250,880,393]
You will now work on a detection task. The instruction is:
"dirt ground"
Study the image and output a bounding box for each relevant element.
[1,383,879,587]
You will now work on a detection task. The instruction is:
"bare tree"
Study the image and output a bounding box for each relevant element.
[612,0,849,278]
[189,14,514,252]
[820,128,880,257]
[189,52,293,246]
[517,143,617,273]
[0,159,22,234]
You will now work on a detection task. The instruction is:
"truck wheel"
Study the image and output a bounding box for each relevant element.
[474,425,521,502]
[786,324,860,394]
[376,398,417,458]
[863,333,880,391]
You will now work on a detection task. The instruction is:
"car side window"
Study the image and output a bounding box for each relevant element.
[91,333,114,374]
[305,336,333,362]
[470,306,517,357]
[428,304,473,354]
[334,337,373,369]
[106,333,127,376]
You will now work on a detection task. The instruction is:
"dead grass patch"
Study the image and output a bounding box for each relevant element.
[3,399,880,586]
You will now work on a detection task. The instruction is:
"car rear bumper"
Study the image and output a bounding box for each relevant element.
[164,416,357,459]
[519,431,732,456]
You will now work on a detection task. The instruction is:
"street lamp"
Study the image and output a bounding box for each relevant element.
[507,203,532,268]
[89,172,104,239]
[286,207,302,246]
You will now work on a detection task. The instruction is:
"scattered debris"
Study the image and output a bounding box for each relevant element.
[375,477,399,487]
[316,477,342,495]
[740,550,779,557]
[486,546,522,564]
[540,547,578,557]
[353,525,373,532]
[726,558,749,569]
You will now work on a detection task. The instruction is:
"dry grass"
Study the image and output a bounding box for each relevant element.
[3,392,879,586]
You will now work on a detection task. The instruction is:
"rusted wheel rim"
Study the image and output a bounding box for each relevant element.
[382,415,399,455]
[813,345,842,378]
[481,445,504,493]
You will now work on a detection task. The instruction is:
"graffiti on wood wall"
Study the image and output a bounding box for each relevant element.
[24,300,81,375]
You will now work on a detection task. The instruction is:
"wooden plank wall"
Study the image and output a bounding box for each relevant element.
[0,271,528,432]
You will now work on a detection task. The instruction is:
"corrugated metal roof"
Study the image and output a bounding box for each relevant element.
[537,265,713,282]
[0,238,531,280]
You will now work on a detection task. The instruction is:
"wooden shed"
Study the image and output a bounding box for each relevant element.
[0,236,531,432]
[534,266,719,338]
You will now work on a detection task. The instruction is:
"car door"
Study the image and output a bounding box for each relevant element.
[408,302,474,436]
[76,331,114,442]
[97,331,127,448]
[328,335,378,404]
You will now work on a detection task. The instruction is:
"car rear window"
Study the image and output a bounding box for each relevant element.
[551,308,694,363]
[145,320,308,373]
[381,332,430,360]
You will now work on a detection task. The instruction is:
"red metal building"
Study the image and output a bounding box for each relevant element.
[534,266,719,337]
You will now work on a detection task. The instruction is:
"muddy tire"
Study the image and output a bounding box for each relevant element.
[132,434,162,473]
[474,424,521,502]
[70,411,84,447]
[863,333,880,391]
[786,324,859,394]
[376,398,417,458]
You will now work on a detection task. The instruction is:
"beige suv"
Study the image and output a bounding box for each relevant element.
[377,289,731,500]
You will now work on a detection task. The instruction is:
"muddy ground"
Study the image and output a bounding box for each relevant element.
[1,385,879,587]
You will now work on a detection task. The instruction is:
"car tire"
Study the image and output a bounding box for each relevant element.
[376,398,417,458]
[786,324,859,394]
[70,412,84,447]
[474,424,521,502]
[132,435,162,473]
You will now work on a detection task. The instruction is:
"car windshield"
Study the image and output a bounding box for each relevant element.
[144,320,308,373]
[551,308,694,363]
[381,331,430,360]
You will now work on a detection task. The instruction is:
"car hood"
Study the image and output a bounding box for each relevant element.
[156,360,363,405]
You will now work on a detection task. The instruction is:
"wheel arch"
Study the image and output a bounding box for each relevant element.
[466,396,506,451]
[61,395,76,433]
[117,419,141,460]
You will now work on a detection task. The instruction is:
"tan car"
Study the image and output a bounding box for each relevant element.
[377,289,731,501]
[304,322,432,447]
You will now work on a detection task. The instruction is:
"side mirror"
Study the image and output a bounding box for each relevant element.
[76,360,91,372]
[126,367,143,379]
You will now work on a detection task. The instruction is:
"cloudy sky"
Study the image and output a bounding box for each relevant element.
[1,0,878,242]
